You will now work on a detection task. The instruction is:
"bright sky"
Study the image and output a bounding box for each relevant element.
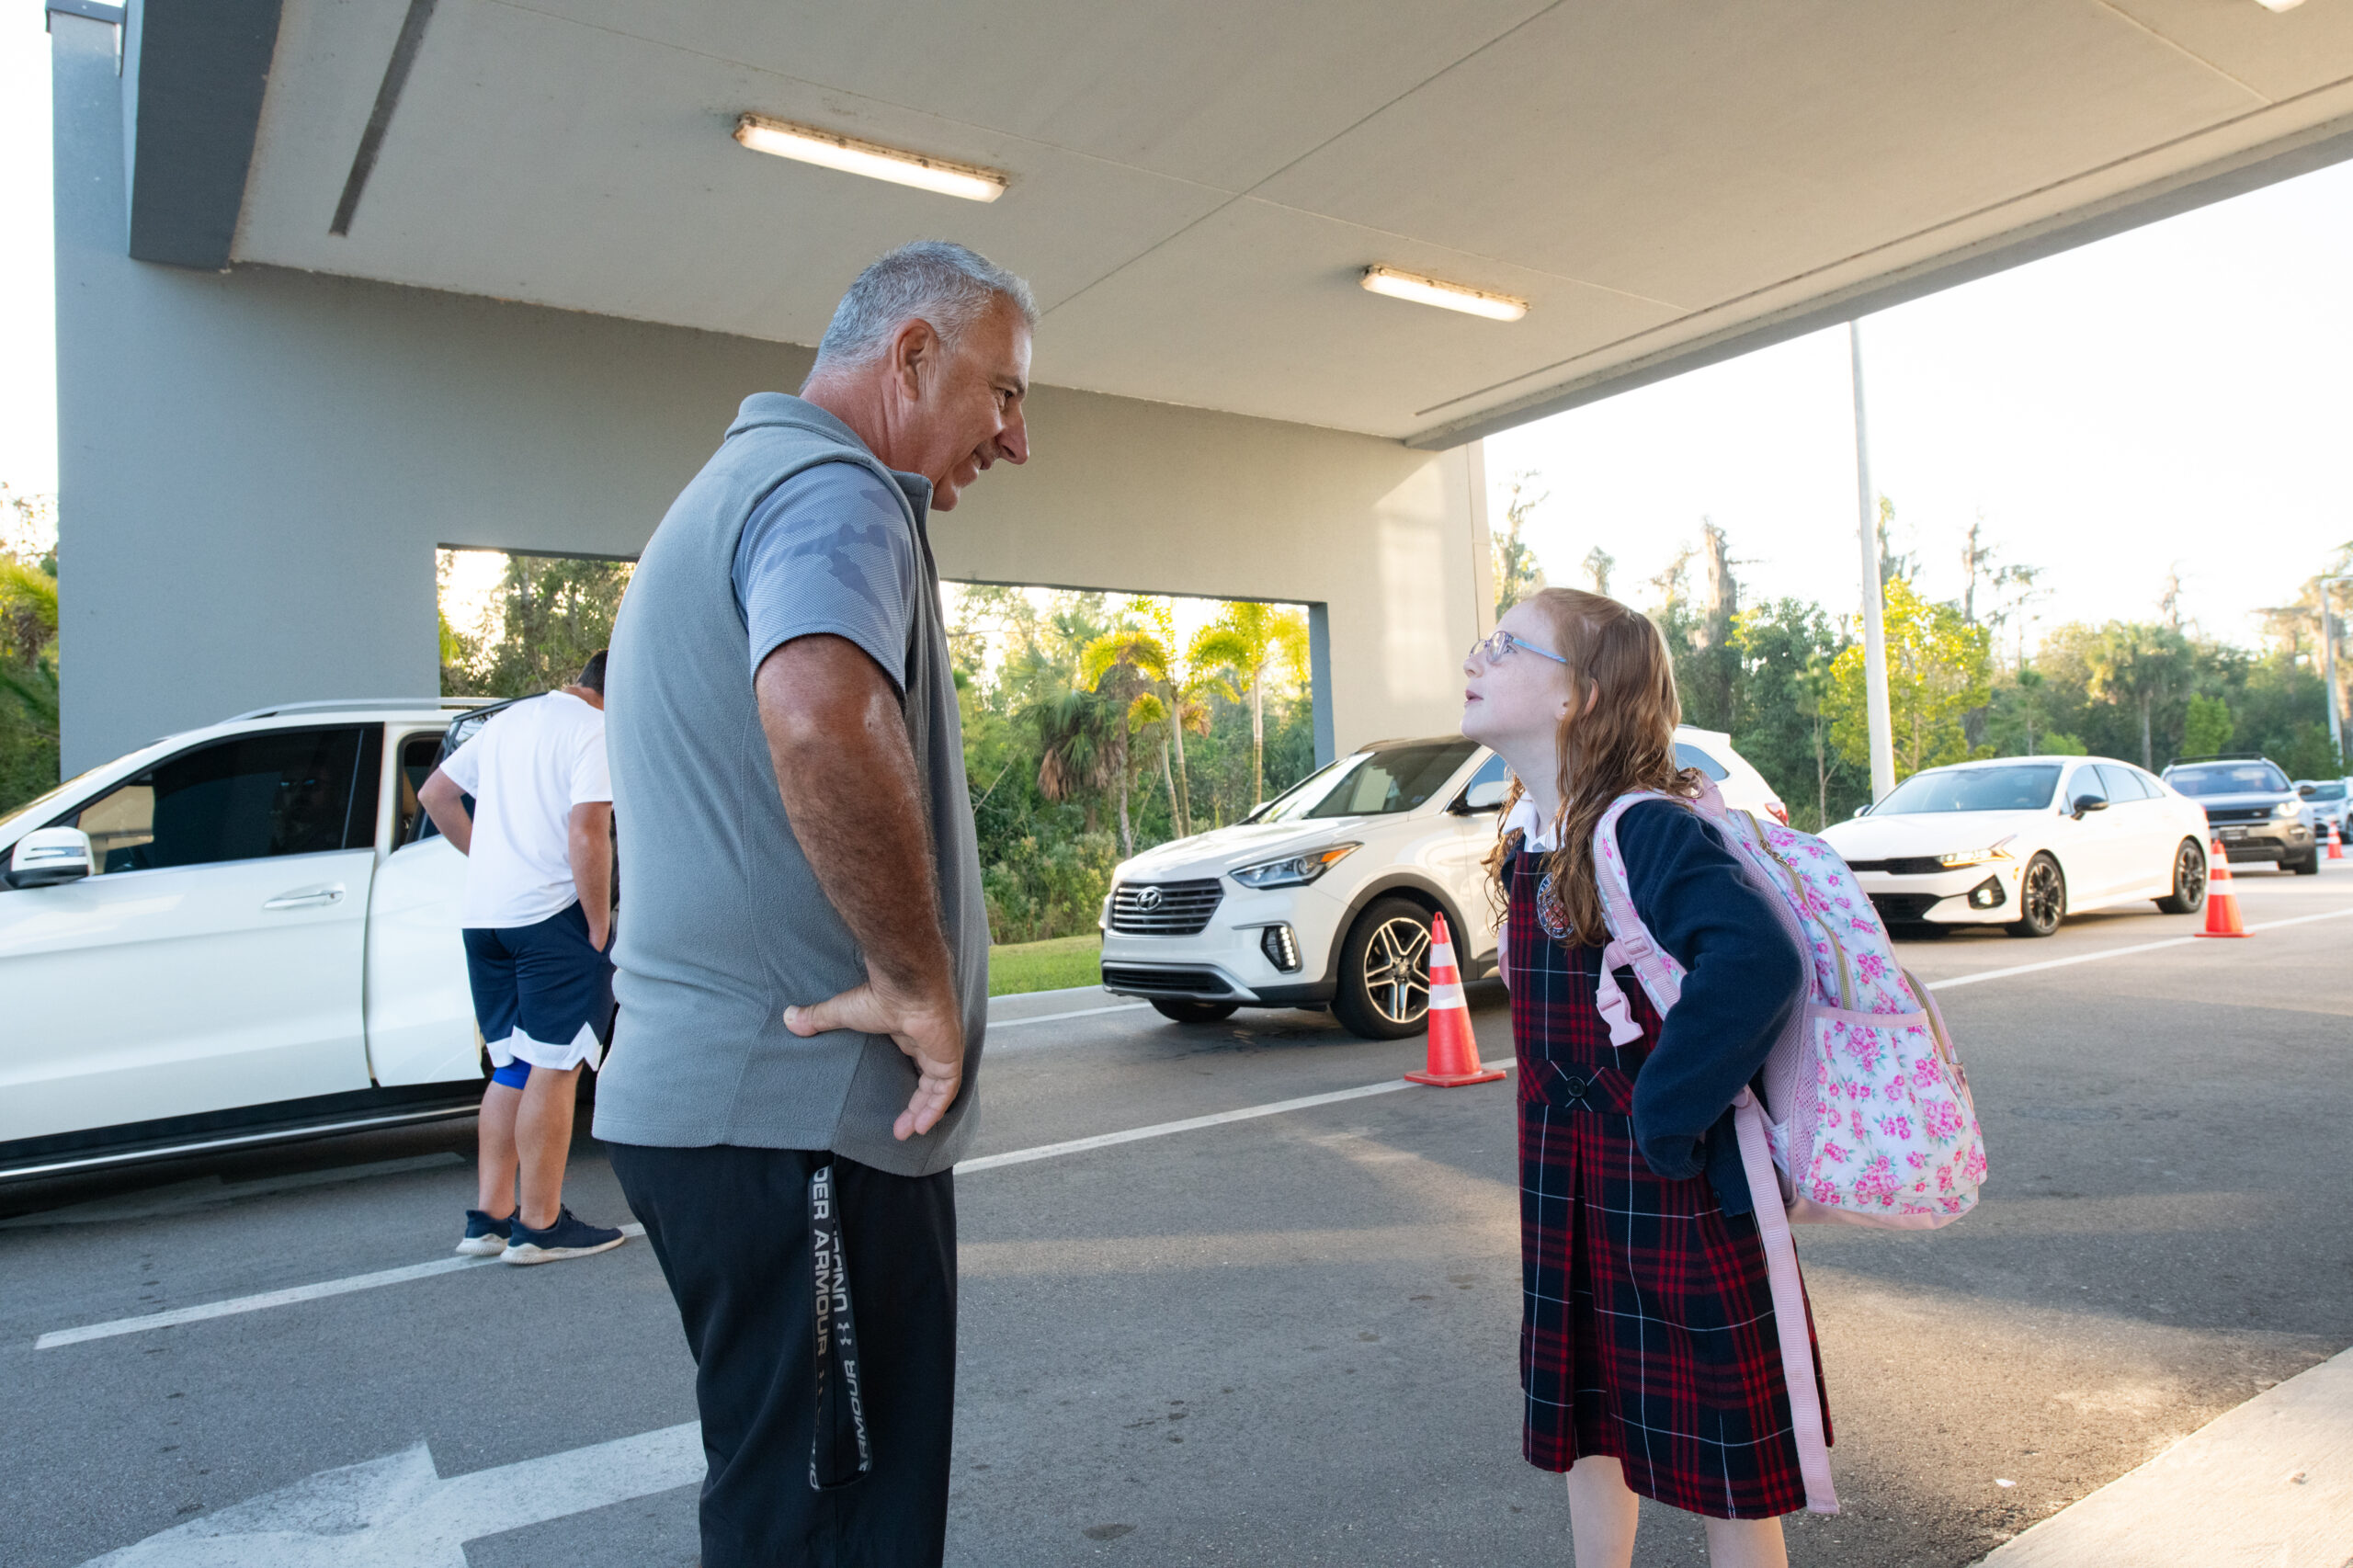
[5,15,2349,651]
[1486,159,2353,652]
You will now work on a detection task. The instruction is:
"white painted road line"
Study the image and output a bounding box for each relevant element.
[40,905,2352,1351]
[958,1076,1445,1173]
[36,1224,648,1350]
[83,1418,704,1566]
[35,1071,1503,1347]
[1924,904,2353,993]
[987,1001,1151,1030]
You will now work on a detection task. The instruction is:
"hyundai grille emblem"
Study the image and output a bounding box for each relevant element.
[1135,886,1164,912]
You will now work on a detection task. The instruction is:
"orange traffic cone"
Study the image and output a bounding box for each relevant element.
[2329,821,2343,861]
[1404,912,1506,1086]
[2198,836,2247,938]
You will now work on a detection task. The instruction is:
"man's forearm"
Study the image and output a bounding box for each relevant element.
[420,774,472,855]
[757,638,954,997]
[568,805,613,943]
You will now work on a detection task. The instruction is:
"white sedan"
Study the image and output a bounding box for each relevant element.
[1822,755,2211,938]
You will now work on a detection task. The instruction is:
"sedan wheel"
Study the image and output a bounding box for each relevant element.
[1331,899,1433,1040]
[2006,853,2064,938]
[2154,838,2208,915]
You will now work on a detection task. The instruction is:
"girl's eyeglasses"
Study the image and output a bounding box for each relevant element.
[1467,630,1568,666]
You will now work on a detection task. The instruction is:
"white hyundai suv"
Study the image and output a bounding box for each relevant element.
[1098,728,1783,1039]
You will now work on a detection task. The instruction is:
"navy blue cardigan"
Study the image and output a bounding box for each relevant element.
[1612,801,1807,1215]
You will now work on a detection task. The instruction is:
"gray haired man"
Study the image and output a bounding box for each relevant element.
[597,242,1030,1566]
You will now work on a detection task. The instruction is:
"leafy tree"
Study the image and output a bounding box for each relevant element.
[1492,472,1548,620]
[1581,546,1614,597]
[2087,621,2190,770]
[0,486,60,815]
[441,551,632,697]
[1188,601,1309,809]
[1824,577,1990,783]
[1729,598,1863,829]
[2181,693,2234,759]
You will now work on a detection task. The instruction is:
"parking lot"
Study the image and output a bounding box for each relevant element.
[6,865,2352,1568]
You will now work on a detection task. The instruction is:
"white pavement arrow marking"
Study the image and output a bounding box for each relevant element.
[80,1421,702,1567]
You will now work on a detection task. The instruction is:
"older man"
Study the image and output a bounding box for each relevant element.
[597,242,1030,1567]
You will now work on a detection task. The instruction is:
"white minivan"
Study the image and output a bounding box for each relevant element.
[1097,728,1783,1040]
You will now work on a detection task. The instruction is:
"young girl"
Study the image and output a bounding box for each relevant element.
[1462,587,1827,1568]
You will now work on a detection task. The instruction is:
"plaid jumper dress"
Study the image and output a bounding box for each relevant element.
[1510,846,1831,1519]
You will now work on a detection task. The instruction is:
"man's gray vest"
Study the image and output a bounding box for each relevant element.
[594,393,986,1176]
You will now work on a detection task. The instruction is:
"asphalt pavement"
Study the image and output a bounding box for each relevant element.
[5,864,2350,1566]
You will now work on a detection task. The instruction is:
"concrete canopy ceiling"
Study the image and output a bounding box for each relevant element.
[219,0,2353,446]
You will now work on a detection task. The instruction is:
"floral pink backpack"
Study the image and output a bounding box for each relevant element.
[1588,780,1989,1514]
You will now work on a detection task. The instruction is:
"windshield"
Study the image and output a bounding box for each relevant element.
[2167,762,2289,797]
[1254,741,1476,823]
[0,765,110,840]
[1876,764,2063,814]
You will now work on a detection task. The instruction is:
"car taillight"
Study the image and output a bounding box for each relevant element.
[1767,802,1790,825]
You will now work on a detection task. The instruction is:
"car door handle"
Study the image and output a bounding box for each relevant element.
[263,885,345,910]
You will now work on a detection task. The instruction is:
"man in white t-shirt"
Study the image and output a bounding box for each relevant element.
[419,652,627,1266]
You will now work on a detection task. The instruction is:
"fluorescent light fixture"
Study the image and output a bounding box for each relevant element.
[733,113,1006,202]
[2256,0,2306,11]
[1360,265,1527,322]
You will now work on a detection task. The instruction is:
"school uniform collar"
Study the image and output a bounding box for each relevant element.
[1505,794,1565,853]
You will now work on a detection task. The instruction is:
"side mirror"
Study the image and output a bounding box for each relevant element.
[2071,795,2108,819]
[6,826,95,889]
[1459,778,1508,812]
[2299,785,2316,798]
[1851,804,1870,818]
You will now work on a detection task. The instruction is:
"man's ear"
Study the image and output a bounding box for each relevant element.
[890,318,939,402]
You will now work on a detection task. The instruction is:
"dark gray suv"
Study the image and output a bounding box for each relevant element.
[2161,755,2317,874]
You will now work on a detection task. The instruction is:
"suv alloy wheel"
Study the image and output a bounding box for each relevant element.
[1331,898,1433,1040]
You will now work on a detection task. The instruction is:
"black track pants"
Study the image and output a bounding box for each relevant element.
[609,1142,957,1568]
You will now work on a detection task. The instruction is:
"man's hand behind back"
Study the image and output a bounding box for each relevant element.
[784,980,962,1141]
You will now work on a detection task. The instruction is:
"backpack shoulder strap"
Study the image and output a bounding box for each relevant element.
[1589,789,1696,1044]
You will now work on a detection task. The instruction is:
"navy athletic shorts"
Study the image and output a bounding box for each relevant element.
[462,901,615,1074]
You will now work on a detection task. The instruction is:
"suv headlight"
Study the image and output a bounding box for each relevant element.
[1938,837,2016,869]
[1232,844,1359,890]
[2275,800,2304,818]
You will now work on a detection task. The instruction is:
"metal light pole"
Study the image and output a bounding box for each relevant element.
[2321,574,2353,768]
[1851,322,1896,802]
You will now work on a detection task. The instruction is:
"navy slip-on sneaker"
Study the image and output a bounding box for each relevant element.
[503,1207,626,1266]
[456,1209,513,1257]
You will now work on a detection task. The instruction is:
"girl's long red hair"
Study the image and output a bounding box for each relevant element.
[1483,588,1699,945]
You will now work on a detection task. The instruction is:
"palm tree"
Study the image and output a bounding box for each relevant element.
[1083,627,1188,838]
[2088,622,2188,769]
[1024,686,1118,835]
[1188,603,1309,809]
[1082,608,1228,840]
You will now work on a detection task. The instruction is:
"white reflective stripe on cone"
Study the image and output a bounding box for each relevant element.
[1429,940,1457,968]
[1426,983,1466,1010]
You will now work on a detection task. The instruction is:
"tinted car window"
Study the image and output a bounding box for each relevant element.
[1674,742,1729,781]
[2299,781,2345,801]
[1877,764,2062,814]
[396,730,447,844]
[2097,765,2152,801]
[66,727,373,874]
[2066,767,2109,807]
[2166,763,2290,796]
[1304,742,1477,819]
